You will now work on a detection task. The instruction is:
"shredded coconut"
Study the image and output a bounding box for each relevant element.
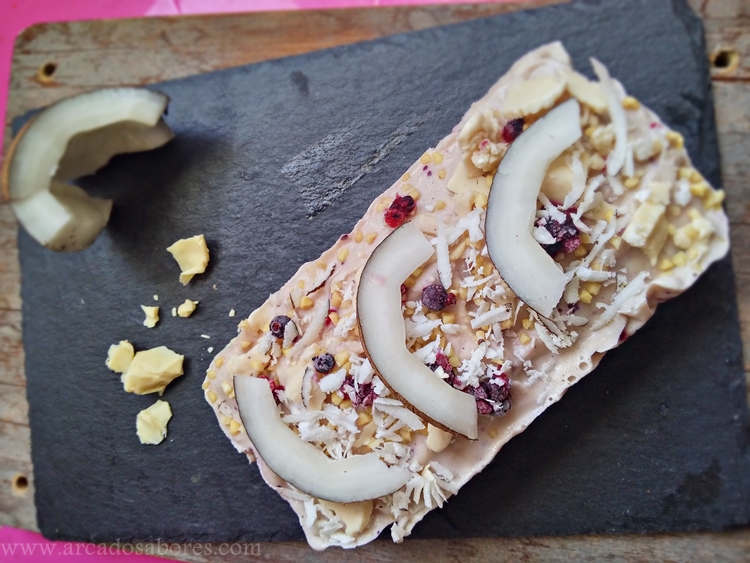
[592,271,649,329]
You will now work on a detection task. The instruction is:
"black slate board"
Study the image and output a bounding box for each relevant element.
[18,0,750,543]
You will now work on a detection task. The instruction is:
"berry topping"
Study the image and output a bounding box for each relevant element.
[536,213,580,257]
[430,351,453,374]
[312,353,336,374]
[269,315,292,339]
[421,283,452,311]
[339,375,377,408]
[502,118,525,143]
[384,195,416,228]
[259,375,285,404]
[400,283,408,303]
[384,208,406,228]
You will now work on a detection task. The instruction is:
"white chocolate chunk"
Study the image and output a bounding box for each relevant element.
[122,346,184,395]
[622,201,666,248]
[106,340,134,373]
[136,400,172,445]
[167,234,210,285]
[141,305,159,328]
[502,75,567,118]
[177,299,198,318]
[426,423,453,453]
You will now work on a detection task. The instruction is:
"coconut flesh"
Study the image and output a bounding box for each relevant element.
[357,221,478,439]
[234,375,411,503]
[485,99,582,318]
[2,88,173,252]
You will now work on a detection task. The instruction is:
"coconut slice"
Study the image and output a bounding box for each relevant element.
[357,221,478,439]
[485,99,582,318]
[2,88,173,251]
[234,376,410,503]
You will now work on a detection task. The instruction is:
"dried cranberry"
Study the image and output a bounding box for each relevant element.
[502,118,524,143]
[384,207,406,228]
[312,353,335,374]
[422,284,450,311]
[400,284,408,303]
[384,195,416,228]
[445,292,456,307]
[269,315,292,338]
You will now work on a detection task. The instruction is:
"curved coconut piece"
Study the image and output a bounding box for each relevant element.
[357,221,478,439]
[485,99,582,318]
[2,88,173,251]
[234,375,410,502]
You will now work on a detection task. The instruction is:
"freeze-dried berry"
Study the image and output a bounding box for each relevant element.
[269,315,292,339]
[384,194,416,228]
[384,207,406,228]
[430,352,453,374]
[537,213,580,256]
[422,283,451,311]
[502,118,524,143]
[339,375,377,408]
[476,399,494,415]
[312,353,335,374]
[462,372,512,416]
[259,375,285,404]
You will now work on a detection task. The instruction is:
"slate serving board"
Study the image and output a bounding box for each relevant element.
[18,0,750,543]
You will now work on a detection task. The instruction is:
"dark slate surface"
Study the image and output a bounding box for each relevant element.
[18,0,750,543]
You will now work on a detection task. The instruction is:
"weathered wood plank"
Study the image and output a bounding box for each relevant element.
[0,309,24,387]
[0,459,35,530]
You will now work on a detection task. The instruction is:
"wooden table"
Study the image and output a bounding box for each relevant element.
[2,1,749,561]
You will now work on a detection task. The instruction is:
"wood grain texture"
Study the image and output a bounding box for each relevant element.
[1,0,748,560]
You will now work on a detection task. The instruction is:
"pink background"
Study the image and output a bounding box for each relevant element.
[0,0,508,560]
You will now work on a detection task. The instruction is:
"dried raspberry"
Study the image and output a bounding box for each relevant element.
[537,213,580,257]
[400,284,408,303]
[468,385,488,400]
[502,118,524,143]
[339,376,377,408]
[561,236,581,254]
[422,284,450,311]
[312,353,335,374]
[269,315,292,339]
[476,399,494,415]
[430,352,452,374]
[445,292,456,307]
[384,207,405,228]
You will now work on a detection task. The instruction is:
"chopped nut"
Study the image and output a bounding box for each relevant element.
[621,96,640,110]
[703,189,725,210]
[672,251,687,267]
[201,380,210,390]
[659,258,675,271]
[450,239,468,261]
[365,232,378,244]
[585,282,602,296]
[354,230,364,243]
[334,350,351,366]
[331,290,343,308]
[207,390,218,403]
[579,290,593,304]
[331,392,343,406]
[668,223,677,236]
[337,248,349,263]
[375,202,387,213]
[432,152,444,164]
[229,420,242,436]
[500,319,514,330]
[609,236,622,249]
[339,399,353,410]
[357,412,372,426]
[574,246,588,258]
[473,193,488,209]
[669,205,682,217]
[408,189,421,201]
[435,200,447,211]
[623,177,639,189]
[420,153,433,164]
[299,295,314,309]
[690,170,703,183]
[690,181,709,198]
[521,318,534,330]
[438,169,447,180]
[448,354,461,368]
[589,153,605,171]
[221,380,234,397]
[401,172,411,182]
[207,369,217,379]
[442,312,456,324]
[398,428,412,442]
[518,332,532,345]
[665,130,684,149]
